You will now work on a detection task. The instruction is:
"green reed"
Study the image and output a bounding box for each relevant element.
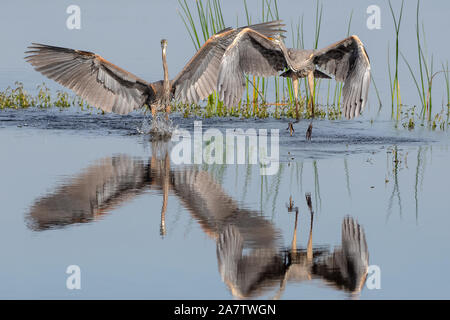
[399,0,449,130]
[387,0,404,120]
[401,0,432,121]
[307,0,323,110]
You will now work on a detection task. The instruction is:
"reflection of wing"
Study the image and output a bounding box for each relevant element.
[342,215,369,269]
[171,168,284,299]
[25,44,155,114]
[217,224,285,299]
[312,216,369,292]
[27,155,149,231]
[313,36,371,119]
[171,168,279,246]
[173,20,286,104]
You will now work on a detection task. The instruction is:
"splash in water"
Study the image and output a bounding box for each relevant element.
[136,114,177,140]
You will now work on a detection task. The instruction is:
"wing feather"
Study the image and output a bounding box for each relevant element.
[313,35,371,119]
[173,21,286,105]
[217,28,288,106]
[25,43,154,115]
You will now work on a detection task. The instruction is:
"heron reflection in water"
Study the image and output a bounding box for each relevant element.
[27,141,170,235]
[28,141,368,298]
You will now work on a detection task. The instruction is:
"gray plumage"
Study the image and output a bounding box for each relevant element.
[25,21,285,115]
[217,33,371,119]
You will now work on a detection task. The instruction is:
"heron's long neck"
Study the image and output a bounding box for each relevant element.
[162,48,170,93]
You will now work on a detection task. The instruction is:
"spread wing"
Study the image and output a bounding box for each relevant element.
[173,21,286,105]
[217,28,288,107]
[313,35,371,119]
[27,155,150,231]
[25,43,155,115]
[313,216,369,293]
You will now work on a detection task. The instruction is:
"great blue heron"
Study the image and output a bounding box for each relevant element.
[216,30,371,139]
[25,21,285,117]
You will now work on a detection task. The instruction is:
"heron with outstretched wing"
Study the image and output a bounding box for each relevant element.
[25,21,285,117]
[216,29,371,139]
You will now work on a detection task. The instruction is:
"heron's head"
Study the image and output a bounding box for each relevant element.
[160,39,168,54]
[272,34,282,45]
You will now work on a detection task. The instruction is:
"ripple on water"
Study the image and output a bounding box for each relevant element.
[0,108,439,159]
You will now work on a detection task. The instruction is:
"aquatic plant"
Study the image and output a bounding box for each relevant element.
[399,0,449,130]
[387,0,404,121]
[0,82,93,112]
[0,82,33,109]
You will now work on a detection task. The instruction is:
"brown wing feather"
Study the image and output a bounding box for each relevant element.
[172,20,286,105]
[171,30,235,104]
[25,43,154,115]
[313,35,371,119]
[217,28,287,106]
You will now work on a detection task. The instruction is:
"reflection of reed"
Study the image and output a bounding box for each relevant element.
[313,161,322,213]
[27,141,368,298]
[414,146,426,224]
[384,145,429,223]
[344,157,352,199]
[387,146,403,221]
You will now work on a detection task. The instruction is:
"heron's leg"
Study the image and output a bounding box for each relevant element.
[306,122,313,141]
[307,71,315,117]
[291,208,299,251]
[271,203,298,300]
[305,193,314,278]
[165,104,171,121]
[151,105,157,118]
[286,196,299,249]
[306,71,315,140]
[292,75,299,119]
[306,208,314,263]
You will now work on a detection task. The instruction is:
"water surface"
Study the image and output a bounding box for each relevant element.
[1,111,449,299]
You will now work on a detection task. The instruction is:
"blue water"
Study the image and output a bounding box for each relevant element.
[0,111,449,299]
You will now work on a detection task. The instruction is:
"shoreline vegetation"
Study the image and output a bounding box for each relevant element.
[1,0,448,130]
